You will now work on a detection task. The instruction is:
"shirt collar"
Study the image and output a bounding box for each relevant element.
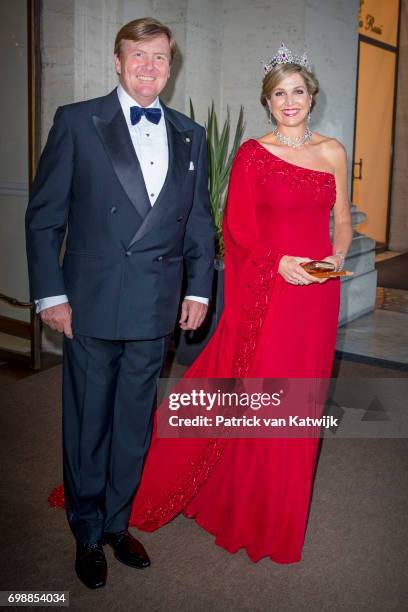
[117,84,163,126]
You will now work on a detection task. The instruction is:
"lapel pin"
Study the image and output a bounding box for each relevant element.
[185,137,191,143]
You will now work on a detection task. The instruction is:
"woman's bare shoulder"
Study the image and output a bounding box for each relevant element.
[314,133,346,156]
[313,134,347,171]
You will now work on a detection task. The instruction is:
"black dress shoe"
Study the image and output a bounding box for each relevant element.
[103,530,150,569]
[75,542,107,589]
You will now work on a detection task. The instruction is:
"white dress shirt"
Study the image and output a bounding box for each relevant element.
[117,84,168,207]
[36,84,208,312]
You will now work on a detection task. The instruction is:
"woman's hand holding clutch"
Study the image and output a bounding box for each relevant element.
[278,256,329,286]
[300,258,353,279]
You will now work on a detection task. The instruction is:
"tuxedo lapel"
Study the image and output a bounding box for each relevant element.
[164,109,192,196]
[127,104,193,247]
[92,91,151,222]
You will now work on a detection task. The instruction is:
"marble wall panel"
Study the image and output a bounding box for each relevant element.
[41,0,123,143]
[305,0,359,183]
[41,0,76,145]
[43,0,360,154]
[182,0,223,121]
[220,0,306,137]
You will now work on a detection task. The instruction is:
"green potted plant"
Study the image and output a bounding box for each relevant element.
[176,101,245,365]
[199,100,245,259]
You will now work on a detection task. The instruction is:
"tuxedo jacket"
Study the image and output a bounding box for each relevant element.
[26,89,215,340]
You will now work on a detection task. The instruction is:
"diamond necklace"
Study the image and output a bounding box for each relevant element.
[272,126,312,149]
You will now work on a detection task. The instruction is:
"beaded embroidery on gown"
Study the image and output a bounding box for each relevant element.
[49,139,340,564]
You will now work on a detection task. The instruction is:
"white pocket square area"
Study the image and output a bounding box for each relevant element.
[189,161,195,171]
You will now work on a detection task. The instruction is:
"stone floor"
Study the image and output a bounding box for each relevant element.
[336,288,408,369]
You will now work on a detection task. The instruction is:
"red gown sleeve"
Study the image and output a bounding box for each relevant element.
[222,141,284,377]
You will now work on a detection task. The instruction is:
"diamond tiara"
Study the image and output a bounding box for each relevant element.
[263,42,312,74]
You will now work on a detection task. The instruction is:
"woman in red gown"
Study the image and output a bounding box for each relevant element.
[50,46,352,564]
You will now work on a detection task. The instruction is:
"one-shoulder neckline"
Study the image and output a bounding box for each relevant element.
[250,139,335,178]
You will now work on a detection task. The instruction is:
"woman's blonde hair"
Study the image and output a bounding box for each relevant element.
[261,64,319,111]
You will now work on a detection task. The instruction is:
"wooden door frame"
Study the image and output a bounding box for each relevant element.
[27,0,41,186]
[351,0,402,250]
[0,0,43,370]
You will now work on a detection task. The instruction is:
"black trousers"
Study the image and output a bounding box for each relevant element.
[62,333,169,544]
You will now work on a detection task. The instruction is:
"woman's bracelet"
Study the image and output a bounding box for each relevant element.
[334,251,346,271]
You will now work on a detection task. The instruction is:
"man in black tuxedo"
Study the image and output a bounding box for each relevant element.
[26,18,214,589]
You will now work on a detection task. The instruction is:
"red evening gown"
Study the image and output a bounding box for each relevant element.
[49,139,340,564]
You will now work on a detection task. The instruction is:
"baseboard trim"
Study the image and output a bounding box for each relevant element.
[335,350,408,372]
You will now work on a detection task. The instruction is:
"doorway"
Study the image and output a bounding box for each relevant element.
[352,0,401,247]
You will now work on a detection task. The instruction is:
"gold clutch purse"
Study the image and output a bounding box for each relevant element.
[300,261,352,278]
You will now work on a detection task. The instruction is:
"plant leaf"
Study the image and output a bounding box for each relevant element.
[199,100,245,258]
[189,98,195,122]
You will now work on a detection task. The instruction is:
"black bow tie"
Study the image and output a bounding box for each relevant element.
[130,106,162,125]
